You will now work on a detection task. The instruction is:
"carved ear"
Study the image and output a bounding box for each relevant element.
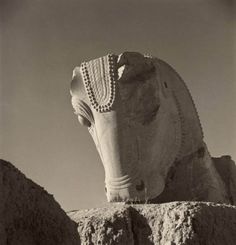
[117,52,146,67]
[117,52,155,82]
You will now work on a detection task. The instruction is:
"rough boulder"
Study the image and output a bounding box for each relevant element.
[0,159,80,245]
[68,202,236,245]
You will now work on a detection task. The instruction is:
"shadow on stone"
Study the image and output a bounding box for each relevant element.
[213,156,236,204]
[128,207,153,245]
[0,159,81,245]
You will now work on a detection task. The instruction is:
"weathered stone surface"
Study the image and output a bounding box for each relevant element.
[152,154,236,205]
[68,202,236,245]
[70,52,204,203]
[70,51,236,205]
[213,155,236,204]
[0,159,80,245]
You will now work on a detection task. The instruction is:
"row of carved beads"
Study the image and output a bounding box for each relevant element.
[80,54,117,113]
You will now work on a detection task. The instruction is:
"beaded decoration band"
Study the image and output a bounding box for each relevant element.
[80,54,118,113]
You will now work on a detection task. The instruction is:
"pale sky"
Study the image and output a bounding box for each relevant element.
[1,0,235,211]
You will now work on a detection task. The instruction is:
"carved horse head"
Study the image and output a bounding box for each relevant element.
[70,52,203,202]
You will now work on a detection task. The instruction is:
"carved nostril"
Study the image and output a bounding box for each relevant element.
[104,187,107,193]
[136,180,145,192]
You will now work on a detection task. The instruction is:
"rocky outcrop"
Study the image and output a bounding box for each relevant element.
[0,159,80,245]
[2,159,236,245]
[67,155,236,244]
[68,202,236,245]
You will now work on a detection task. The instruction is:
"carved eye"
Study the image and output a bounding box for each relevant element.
[78,115,91,127]
[71,97,94,127]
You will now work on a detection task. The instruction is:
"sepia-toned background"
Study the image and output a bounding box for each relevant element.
[1,0,235,211]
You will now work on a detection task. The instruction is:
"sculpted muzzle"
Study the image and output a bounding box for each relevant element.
[70,51,203,203]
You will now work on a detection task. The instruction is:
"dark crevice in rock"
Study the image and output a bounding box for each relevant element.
[128,207,154,245]
[70,202,236,245]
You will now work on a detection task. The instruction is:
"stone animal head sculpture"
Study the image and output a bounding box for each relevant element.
[70,52,204,203]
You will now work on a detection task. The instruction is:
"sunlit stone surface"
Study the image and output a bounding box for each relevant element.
[68,202,236,245]
[70,52,236,204]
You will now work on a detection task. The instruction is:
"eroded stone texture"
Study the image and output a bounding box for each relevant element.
[68,202,236,245]
[70,52,236,204]
[69,206,134,245]
[0,159,80,245]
